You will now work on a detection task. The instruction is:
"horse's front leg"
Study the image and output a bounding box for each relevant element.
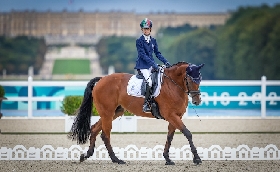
[167,115,202,165]
[80,120,102,162]
[182,126,202,165]
[163,123,176,165]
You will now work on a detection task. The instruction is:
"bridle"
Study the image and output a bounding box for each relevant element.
[184,74,201,98]
[163,72,201,98]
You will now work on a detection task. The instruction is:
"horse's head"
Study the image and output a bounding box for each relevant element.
[185,63,204,105]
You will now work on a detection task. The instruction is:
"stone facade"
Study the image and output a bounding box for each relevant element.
[0,10,230,37]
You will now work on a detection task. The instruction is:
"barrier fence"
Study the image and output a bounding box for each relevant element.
[0,76,280,118]
[0,144,279,160]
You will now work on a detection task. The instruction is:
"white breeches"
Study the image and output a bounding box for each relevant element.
[140,67,152,87]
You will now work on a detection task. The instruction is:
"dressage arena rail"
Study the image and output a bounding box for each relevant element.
[0,144,279,161]
[1,76,280,118]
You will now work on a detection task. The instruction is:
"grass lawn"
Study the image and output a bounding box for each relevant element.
[52,59,90,74]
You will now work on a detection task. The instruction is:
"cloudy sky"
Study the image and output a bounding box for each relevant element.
[0,0,279,13]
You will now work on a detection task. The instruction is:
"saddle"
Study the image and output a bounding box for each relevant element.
[134,69,164,120]
[135,70,159,96]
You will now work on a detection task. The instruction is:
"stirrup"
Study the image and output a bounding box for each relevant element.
[143,102,151,113]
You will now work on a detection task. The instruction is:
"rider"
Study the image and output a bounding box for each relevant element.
[134,18,171,113]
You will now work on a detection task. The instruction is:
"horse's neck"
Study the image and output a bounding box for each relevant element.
[166,66,186,84]
[164,67,187,92]
[164,68,189,107]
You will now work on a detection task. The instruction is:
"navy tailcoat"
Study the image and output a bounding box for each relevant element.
[134,35,168,69]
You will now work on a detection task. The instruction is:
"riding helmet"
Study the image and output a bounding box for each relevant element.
[140,18,153,28]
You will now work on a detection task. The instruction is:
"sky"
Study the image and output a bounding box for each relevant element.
[0,0,279,13]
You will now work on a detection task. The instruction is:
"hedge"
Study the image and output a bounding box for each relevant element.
[61,95,133,116]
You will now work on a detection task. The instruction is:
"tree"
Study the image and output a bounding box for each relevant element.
[0,36,46,75]
[96,36,137,74]
[167,28,217,79]
[215,5,280,80]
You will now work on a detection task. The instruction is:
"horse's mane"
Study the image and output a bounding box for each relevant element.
[172,61,189,67]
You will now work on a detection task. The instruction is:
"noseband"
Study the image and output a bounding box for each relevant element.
[163,73,201,97]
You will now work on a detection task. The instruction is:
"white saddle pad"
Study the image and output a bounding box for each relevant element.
[127,70,164,98]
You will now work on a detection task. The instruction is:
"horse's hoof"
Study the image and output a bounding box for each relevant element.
[112,159,126,164]
[80,154,86,162]
[118,160,126,164]
[193,158,202,165]
[165,161,175,165]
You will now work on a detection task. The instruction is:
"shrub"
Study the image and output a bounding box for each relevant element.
[0,85,5,98]
[61,95,134,116]
[61,96,83,116]
[124,110,134,116]
[61,96,98,116]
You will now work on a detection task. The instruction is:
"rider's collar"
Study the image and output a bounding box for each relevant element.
[143,35,151,43]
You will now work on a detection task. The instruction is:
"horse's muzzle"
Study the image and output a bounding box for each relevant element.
[192,97,201,106]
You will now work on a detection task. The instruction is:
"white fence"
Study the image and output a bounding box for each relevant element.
[0,144,279,160]
[1,76,280,118]
[65,115,137,132]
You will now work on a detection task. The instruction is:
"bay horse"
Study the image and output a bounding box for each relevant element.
[68,62,204,165]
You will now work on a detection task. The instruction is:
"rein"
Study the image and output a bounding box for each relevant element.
[163,72,201,98]
[163,73,188,94]
[163,73,200,98]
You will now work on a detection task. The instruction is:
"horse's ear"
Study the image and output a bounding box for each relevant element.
[186,66,192,73]
[198,63,205,69]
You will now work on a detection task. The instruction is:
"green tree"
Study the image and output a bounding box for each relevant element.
[215,4,280,80]
[167,28,217,79]
[0,36,46,75]
[96,36,137,74]
[156,24,198,64]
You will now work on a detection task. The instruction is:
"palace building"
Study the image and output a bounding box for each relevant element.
[0,10,230,38]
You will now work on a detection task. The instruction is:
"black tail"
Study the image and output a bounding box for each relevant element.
[68,77,102,144]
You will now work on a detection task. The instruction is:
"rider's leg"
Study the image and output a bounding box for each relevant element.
[143,83,152,112]
[140,68,152,113]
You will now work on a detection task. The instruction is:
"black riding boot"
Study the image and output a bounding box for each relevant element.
[143,84,152,113]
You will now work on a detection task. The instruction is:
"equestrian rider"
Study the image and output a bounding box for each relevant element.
[134,18,171,113]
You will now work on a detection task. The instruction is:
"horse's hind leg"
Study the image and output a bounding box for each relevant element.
[80,119,102,162]
[81,106,125,162]
[163,123,176,165]
[100,108,126,164]
[100,106,125,164]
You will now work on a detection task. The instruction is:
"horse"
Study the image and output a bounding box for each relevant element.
[68,62,204,165]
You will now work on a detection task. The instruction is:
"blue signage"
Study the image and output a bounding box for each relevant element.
[3,86,85,110]
[199,86,280,109]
